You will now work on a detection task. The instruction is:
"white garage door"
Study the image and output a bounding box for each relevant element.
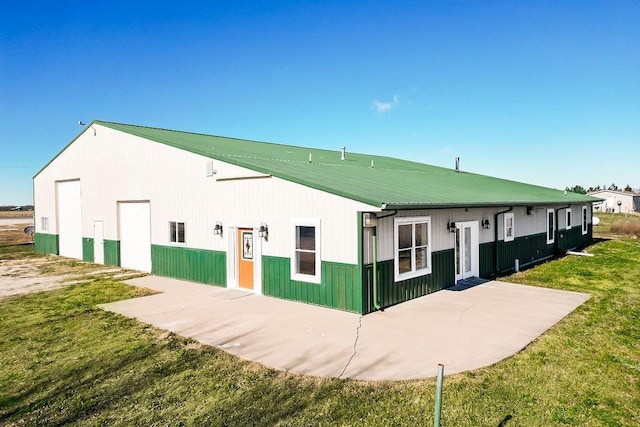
[57,180,82,259]
[119,202,151,272]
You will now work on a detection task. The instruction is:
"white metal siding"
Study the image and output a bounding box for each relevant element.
[119,202,151,272]
[34,124,377,266]
[56,180,82,259]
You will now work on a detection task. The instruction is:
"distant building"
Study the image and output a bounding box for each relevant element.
[588,190,640,213]
[34,121,599,314]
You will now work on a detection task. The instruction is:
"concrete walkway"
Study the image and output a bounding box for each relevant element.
[99,276,590,381]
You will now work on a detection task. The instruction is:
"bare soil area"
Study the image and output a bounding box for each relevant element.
[0,220,34,246]
[0,210,34,218]
[0,255,145,299]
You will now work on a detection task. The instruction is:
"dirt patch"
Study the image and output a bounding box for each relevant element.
[0,255,145,299]
[0,222,34,246]
[0,211,34,219]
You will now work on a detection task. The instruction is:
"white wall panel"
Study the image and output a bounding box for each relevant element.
[34,124,377,265]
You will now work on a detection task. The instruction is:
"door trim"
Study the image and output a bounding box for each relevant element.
[455,220,479,282]
[93,220,104,264]
[226,225,262,295]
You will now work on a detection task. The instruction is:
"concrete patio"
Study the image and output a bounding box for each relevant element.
[99,276,590,381]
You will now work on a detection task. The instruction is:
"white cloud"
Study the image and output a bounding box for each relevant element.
[372,95,400,115]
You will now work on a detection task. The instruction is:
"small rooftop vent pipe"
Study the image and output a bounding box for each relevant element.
[455,156,460,172]
[341,146,346,161]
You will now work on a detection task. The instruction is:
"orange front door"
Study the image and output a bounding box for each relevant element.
[238,228,254,289]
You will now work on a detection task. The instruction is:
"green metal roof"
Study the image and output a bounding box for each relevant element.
[75,120,601,209]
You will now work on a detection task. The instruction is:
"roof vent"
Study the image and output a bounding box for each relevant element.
[455,157,460,172]
[341,146,346,161]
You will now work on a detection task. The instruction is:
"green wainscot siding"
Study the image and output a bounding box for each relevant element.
[151,245,226,286]
[104,240,120,266]
[495,232,553,273]
[262,256,362,313]
[82,237,94,262]
[557,225,592,252]
[362,249,455,314]
[479,242,495,278]
[34,233,58,255]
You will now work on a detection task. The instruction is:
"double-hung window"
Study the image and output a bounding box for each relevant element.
[504,212,514,242]
[546,209,555,244]
[291,219,321,284]
[582,206,588,235]
[394,216,431,281]
[169,221,185,244]
[565,208,572,230]
[41,217,49,232]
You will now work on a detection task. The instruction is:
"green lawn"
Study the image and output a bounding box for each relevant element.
[1,227,638,425]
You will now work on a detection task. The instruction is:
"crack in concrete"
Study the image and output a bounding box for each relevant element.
[338,315,363,379]
[458,304,474,325]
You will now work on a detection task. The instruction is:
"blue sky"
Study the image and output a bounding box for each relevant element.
[1,0,638,205]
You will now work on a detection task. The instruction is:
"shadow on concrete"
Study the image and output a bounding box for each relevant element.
[447,277,491,291]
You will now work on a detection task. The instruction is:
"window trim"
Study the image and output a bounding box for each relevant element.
[565,208,572,231]
[581,205,588,235]
[291,218,321,284]
[503,212,515,242]
[546,209,555,244]
[394,216,432,282]
[169,221,186,245]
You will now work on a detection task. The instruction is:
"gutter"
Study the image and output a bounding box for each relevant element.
[381,198,600,211]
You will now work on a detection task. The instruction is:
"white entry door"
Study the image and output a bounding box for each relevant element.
[455,221,479,282]
[56,180,82,259]
[94,221,104,264]
[119,202,151,272]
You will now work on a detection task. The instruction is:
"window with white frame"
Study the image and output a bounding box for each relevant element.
[41,217,49,232]
[169,221,185,244]
[546,209,555,244]
[582,205,588,235]
[394,216,432,281]
[291,219,321,284]
[504,212,514,242]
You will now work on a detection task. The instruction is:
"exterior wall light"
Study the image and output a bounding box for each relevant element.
[214,222,223,236]
[482,218,490,229]
[363,212,378,228]
[259,223,268,240]
[447,221,456,232]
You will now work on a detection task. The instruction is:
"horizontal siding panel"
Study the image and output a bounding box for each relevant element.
[479,242,495,277]
[82,237,94,262]
[103,240,120,266]
[262,256,362,313]
[34,233,58,255]
[151,245,226,286]
[362,249,455,314]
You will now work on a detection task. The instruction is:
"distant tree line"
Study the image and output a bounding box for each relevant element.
[564,184,636,194]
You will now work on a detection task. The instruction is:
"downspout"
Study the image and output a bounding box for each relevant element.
[554,205,570,255]
[372,227,380,310]
[371,209,397,311]
[494,206,513,274]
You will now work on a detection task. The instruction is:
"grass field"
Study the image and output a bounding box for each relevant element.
[0,215,638,425]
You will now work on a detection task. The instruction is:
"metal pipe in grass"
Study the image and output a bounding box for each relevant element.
[434,363,444,427]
